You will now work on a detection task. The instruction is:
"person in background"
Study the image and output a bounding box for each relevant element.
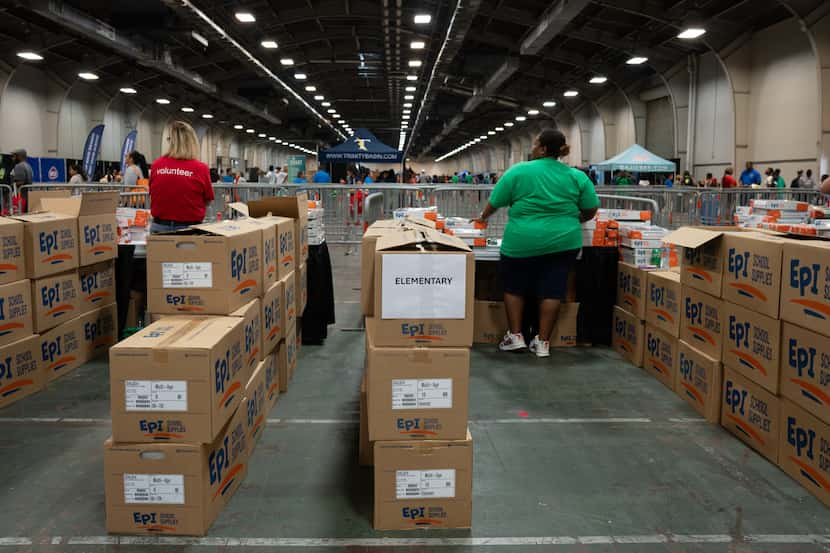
[680,171,695,187]
[722,167,737,188]
[473,129,599,358]
[123,151,148,188]
[221,168,234,183]
[149,120,214,234]
[739,162,761,186]
[763,168,773,187]
[664,174,674,187]
[68,163,86,185]
[703,173,717,187]
[276,166,288,185]
[801,169,816,189]
[312,164,331,184]
[821,175,830,195]
[791,170,804,188]
[265,165,276,185]
[10,148,33,211]
[364,171,375,184]
[293,171,307,184]
[774,168,785,188]
[451,172,460,184]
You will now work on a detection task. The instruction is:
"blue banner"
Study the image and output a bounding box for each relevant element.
[39,157,65,182]
[120,130,137,171]
[82,124,105,181]
[27,157,41,182]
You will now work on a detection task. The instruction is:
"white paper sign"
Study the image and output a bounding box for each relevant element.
[162,262,212,288]
[392,379,453,409]
[381,254,466,319]
[125,380,188,412]
[124,474,185,504]
[395,469,456,499]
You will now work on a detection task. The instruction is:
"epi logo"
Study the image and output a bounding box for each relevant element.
[728,248,749,279]
[209,436,230,485]
[788,338,816,378]
[650,284,664,307]
[83,224,101,245]
[646,333,660,357]
[724,379,747,416]
[685,298,702,325]
[728,316,750,349]
[790,259,820,297]
[40,283,61,308]
[39,231,58,255]
[231,248,247,281]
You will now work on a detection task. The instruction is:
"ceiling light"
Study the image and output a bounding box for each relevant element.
[235,12,256,23]
[403,103,413,108]
[564,90,579,97]
[408,60,422,67]
[78,72,99,80]
[589,76,608,84]
[257,133,266,138]
[321,102,331,107]
[402,115,410,120]
[119,87,137,94]
[406,75,418,81]
[495,127,504,131]
[305,86,317,92]
[17,52,43,61]
[627,56,648,65]
[234,124,244,130]
[403,110,411,114]
[677,28,706,39]
[543,101,556,107]
[414,14,432,24]
[269,137,276,141]
[411,41,426,50]
[246,129,255,133]
[155,98,171,105]
[294,73,307,80]
[479,135,487,140]
[327,109,336,114]
[276,139,283,143]
[191,31,209,48]
[404,95,415,100]
[515,116,526,121]
[280,58,294,66]
[528,109,540,115]
[406,86,417,92]
[488,131,496,135]
[202,113,214,119]
[261,40,278,49]
[504,122,514,127]
[333,114,341,119]
[180,107,195,113]
[314,95,325,101]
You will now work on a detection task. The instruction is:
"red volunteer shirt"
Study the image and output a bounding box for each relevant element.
[149,156,215,222]
[722,175,737,188]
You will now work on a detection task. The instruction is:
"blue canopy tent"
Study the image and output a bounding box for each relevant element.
[593,144,676,173]
[318,128,403,164]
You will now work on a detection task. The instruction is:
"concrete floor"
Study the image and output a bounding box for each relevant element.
[1,245,829,552]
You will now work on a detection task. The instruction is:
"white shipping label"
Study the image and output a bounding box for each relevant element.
[162,262,213,288]
[125,380,188,412]
[396,469,456,499]
[392,379,453,410]
[123,474,185,504]
[381,254,466,319]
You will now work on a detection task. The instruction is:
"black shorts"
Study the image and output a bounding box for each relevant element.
[500,250,579,300]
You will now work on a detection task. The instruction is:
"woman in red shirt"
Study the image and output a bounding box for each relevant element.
[149,121,215,233]
[721,167,737,188]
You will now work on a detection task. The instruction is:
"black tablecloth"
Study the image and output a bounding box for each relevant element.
[301,242,336,344]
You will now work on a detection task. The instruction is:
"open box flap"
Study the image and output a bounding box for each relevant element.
[663,227,727,249]
[376,228,471,252]
[228,202,249,217]
[191,219,259,237]
[246,193,309,220]
[41,191,119,216]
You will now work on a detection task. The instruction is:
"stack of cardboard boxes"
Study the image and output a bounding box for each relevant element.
[104,195,308,535]
[612,262,652,368]
[359,220,475,530]
[0,192,119,410]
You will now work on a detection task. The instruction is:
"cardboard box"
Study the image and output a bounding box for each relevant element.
[472,301,506,344]
[612,306,644,367]
[281,271,296,335]
[228,208,296,283]
[27,188,70,212]
[373,430,473,530]
[664,227,729,297]
[14,211,79,278]
[616,262,650,320]
[79,302,117,360]
[780,322,830,424]
[39,314,86,383]
[231,217,275,288]
[361,222,405,316]
[244,357,267,451]
[246,194,309,265]
[79,260,116,315]
[781,240,830,338]
[260,353,279,414]
[269,216,296,282]
[722,300,781,394]
[680,287,724,361]
[676,340,722,423]
[109,317,245,443]
[31,270,80,333]
[41,191,118,266]
[0,279,32,347]
[0,335,41,409]
[0,218,25,285]
[370,230,473,347]
[230,298,262,386]
[277,324,297,393]
[551,303,579,347]
[147,221,261,316]
[644,325,677,390]
[104,404,248,536]
[296,263,307,316]
[721,367,780,463]
[722,232,785,318]
[359,373,373,467]
[366,331,469,441]
[261,279,284,355]
[778,399,830,507]
[645,271,682,336]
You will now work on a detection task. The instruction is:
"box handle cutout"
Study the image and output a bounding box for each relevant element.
[139,451,166,461]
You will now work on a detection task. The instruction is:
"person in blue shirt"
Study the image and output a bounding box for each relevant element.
[664,174,674,187]
[221,168,234,183]
[364,171,374,184]
[312,164,331,183]
[739,161,761,186]
[293,171,307,184]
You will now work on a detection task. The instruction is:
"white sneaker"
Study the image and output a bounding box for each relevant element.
[499,332,527,352]
[529,336,550,358]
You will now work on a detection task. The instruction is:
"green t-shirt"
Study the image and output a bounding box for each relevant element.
[489,158,599,258]
[451,175,460,183]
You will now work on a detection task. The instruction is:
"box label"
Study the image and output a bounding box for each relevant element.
[125,380,188,412]
[123,474,185,504]
[381,254,466,319]
[392,379,452,410]
[161,263,212,288]
[395,469,456,499]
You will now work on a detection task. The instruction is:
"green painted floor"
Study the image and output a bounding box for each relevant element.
[0,246,828,552]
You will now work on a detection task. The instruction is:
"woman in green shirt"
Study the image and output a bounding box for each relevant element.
[475,130,599,357]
